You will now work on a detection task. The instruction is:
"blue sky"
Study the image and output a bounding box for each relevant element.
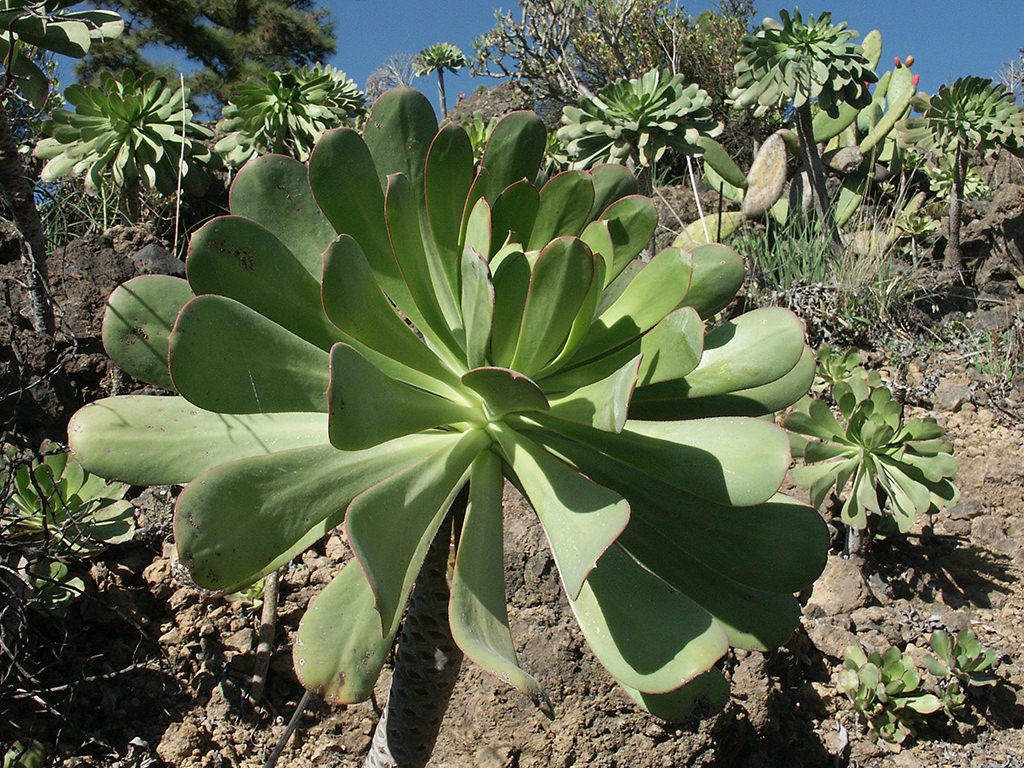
[325,0,1024,113]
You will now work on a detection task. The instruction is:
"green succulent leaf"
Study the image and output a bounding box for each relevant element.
[620,668,729,720]
[169,296,329,414]
[345,429,486,632]
[569,545,729,693]
[450,451,547,703]
[187,216,342,351]
[495,428,630,601]
[327,344,477,450]
[294,559,399,703]
[228,154,337,276]
[68,396,328,486]
[175,432,456,592]
[101,275,195,391]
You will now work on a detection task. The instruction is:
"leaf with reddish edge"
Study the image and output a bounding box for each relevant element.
[480,111,546,201]
[363,87,438,201]
[102,275,194,391]
[169,295,329,414]
[425,122,475,270]
[526,426,825,595]
[635,307,704,386]
[491,425,629,601]
[684,244,746,319]
[460,248,494,369]
[295,560,399,703]
[175,432,453,592]
[565,247,693,367]
[450,450,548,707]
[321,235,460,395]
[461,367,549,417]
[600,195,658,281]
[490,179,538,252]
[633,345,815,421]
[620,669,728,720]
[634,308,806,404]
[307,129,398,296]
[568,544,729,693]
[186,215,342,351]
[463,197,491,263]
[510,238,595,376]
[547,355,639,432]
[345,429,488,634]
[228,154,336,277]
[616,514,802,650]
[68,395,328,486]
[588,163,638,220]
[458,167,489,246]
[327,343,479,451]
[385,173,463,352]
[488,250,531,368]
[527,171,595,251]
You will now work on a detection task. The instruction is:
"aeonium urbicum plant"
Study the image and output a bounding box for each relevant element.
[68,88,826,764]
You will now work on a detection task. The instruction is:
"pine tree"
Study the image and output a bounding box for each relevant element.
[77,1,336,107]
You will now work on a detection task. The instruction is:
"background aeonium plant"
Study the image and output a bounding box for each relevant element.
[68,88,827,764]
[34,70,216,218]
[728,8,878,255]
[215,63,365,167]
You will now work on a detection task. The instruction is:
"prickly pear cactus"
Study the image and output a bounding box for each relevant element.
[742,131,789,218]
[69,89,826,724]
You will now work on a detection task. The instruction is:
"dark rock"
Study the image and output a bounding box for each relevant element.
[806,555,870,615]
[965,307,1015,334]
[803,618,859,660]
[932,379,972,412]
[0,215,20,264]
[131,242,185,276]
[446,81,534,124]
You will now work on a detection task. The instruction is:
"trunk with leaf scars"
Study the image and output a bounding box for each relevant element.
[0,101,53,334]
[362,492,466,768]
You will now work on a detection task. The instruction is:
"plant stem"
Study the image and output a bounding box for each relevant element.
[437,70,448,118]
[249,569,279,705]
[945,147,965,274]
[0,99,53,334]
[794,103,842,260]
[362,490,466,768]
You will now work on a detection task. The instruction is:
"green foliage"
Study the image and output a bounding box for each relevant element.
[925,160,989,200]
[74,0,336,107]
[215,64,365,167]
[2,741,45,768]
[0,1,122,108]
[6,451,134,556]
[927,628,999,712]
[840,645,942,745]
[812,344,878,394]
[786,376,958,534]
[730,216,833,289]
[34,70,216,196]
[69,88,826,721]
[729,8,877,118]
[414,42,468,77]
[900,77,1024,160]
[558,68,721,169]
[460,111,498,164]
